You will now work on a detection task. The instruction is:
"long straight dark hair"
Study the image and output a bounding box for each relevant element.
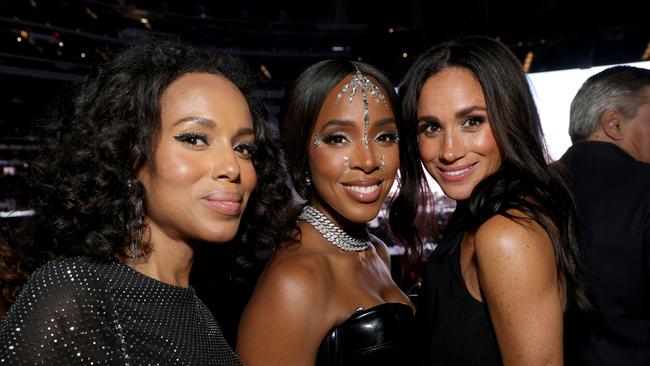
[392,35,591,311]
[280,59,421,258]
[280,59,401,202]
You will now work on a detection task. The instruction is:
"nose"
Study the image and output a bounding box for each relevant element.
[211,146,241,182]
[439,131,466,163]
[350,139,379,173]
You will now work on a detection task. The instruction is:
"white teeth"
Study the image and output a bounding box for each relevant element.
[446,167,471,176]
[346,184,379,194]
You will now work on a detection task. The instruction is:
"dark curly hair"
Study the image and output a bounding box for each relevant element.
[27,39,292,268]
[0,237,28,308]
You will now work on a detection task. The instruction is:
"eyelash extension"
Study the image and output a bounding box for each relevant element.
[235,142,258,158]
[377,131,399,143]
[464,115,486,127]
[173,132,209,146]
[418,121,440,135]
[322,133,349,146]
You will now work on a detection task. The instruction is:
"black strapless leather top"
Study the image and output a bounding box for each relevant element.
[315,302,414,366]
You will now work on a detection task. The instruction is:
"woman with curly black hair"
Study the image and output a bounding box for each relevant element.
[0,40,292,365]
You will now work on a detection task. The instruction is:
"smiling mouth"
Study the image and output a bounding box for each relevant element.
[438,162,478,181]
[343,184,381,194]
[341,182,383,203]
[445,166,472,176]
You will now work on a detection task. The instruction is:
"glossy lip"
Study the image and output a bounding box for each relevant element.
[436,162,478,183]
[341,178,383,203]
[200,190,243,216]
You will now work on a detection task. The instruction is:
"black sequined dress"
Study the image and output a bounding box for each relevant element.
[0,256,242,365]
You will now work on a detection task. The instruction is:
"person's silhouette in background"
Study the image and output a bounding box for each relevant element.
[562,65,650,366]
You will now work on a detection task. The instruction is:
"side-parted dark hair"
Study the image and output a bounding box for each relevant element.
[27,39,292,267]
[281,59,401,202]
[280,59,418,255]
[394,35,590,311]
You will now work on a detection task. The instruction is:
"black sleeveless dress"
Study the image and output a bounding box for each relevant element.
[316,302,415,365]
[415,216,503,365]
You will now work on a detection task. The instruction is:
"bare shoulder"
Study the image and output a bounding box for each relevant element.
[473,210,558,298]
[474,210,554,263]
[237,245,337,365]
[251,247,334,310]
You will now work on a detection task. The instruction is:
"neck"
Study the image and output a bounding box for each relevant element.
[586,131,615,144]
[300,204,370,252]
[310,201,368,234]
[130,222,195,288]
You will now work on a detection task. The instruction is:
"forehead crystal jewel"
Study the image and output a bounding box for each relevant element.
[335,70,386,107]
[335,69,389,149]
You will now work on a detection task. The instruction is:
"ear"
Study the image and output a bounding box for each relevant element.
[600,109,624,141]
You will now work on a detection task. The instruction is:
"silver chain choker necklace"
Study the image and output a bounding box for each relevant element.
[299,205,371,252]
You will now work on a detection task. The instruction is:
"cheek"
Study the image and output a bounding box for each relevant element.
[472,130,501,162]
[155,148,204,184]
[241,162,257,196]
[309,148,346,179]
[383,146,400,173]
[418,137,439,165]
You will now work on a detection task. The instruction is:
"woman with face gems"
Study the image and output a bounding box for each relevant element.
[237,60,415,365]
[0,41,291,365]
[393,36,592,365]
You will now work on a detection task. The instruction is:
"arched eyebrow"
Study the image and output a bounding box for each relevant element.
[417,115,438,123]
[417,106,486,123]
[320,117,396,131]
[174,116,254,137]
[374,117,396,128]
[236,127,255,137]
[319,119,355,131]
[455,106,487,118]
[173,116,216,128]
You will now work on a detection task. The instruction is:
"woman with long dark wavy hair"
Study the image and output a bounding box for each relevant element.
[237,59,415,365]
[0,40,291,365]
[392,35,591,365]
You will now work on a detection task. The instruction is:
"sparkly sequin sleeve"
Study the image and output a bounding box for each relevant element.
[0,259,126,365]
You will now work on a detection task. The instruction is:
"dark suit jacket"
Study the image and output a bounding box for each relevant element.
[562,141,650,366]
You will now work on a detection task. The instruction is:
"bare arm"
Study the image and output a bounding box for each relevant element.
[237,254,333,366]
[475,213,564,366]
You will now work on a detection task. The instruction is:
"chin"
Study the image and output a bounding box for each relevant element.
[345,206,382,224]
[440,187,472,201]
[198,224,241,243]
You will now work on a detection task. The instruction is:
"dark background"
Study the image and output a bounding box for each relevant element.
[1,0,648,346]
[1,0,648,217]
